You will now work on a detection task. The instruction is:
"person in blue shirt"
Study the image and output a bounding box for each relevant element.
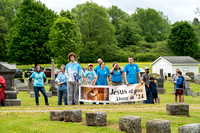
[55,65,67,105]
[84,64,96,85]
[110,62,123,86]
[65,52,82,105]
[124,56,143,85]
[94,58,110,74]
[93,62,110,86]
[29,65,49,106]
[175,71,184,104]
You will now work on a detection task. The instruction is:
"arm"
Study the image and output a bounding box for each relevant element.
[172,75,176,83]
[107,76,110,86]
[110,65,115,74]
[92,75,98,85]
[137,72,143,84]
[124,72,129,86]
[176,78,183,85]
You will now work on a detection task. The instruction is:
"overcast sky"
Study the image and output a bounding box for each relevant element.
[39,0,200,24]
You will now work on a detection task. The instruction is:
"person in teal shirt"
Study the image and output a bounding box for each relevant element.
[84,64,96,85]
[65,52,82,105]
[110,62,123,86]
[94,58,110,74]
[55,65,67,105]
[29,65,49,106]
[93,62,110,86]
[124,56,143,85]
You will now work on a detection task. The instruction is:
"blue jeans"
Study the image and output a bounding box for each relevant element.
[143,85,153,104]
[33,86,48,105]
[58,89,67,105]
[1,98,5,106]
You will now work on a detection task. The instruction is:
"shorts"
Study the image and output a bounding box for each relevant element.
[175,89,183,95]
[152,93,158,98]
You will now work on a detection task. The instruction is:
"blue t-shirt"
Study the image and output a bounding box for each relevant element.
[176,76,183,89]
[96,69,109,85]
[84,71,96,84]
[94,65,110,74]
[31,72,46,87]
[55,72,67,91]
[149,81,157,93]
[124,63,140,84]
[111,69,122,82]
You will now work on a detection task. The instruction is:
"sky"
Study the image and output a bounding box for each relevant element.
[39,0,200,24]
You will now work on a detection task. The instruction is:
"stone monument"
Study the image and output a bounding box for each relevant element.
[184,76,193,96]
[156,69,165,94]
[195,74,200,84]
[0,62,21,106]
[186,72,195,82]
[49,59,57,96]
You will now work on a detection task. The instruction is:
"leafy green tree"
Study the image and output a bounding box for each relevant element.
[72,2,117,62]
[7,0,57,65]
[116,19,143,47]
[0,0,21,61]
[168,21,199,58]
[132,8,170,42]
[48,10,81,65]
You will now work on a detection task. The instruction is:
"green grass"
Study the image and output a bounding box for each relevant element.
[1,62,200,133]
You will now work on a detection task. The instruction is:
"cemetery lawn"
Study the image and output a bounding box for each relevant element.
[0,63,200,133]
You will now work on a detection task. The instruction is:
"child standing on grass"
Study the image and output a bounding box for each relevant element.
[149,76,158,104]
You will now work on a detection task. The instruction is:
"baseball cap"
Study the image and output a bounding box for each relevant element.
[145,67,149,70]
[88,64,93,67]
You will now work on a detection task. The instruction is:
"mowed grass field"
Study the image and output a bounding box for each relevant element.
[0,62,200,133]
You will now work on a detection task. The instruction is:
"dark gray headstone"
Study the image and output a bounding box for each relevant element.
[64,109,82,122]
[49,59,57,96]
[186,72,195,82]
[86,112,107,126]
[146,119,171,133]
[50,111,64,121]
[178,123,200,133]
[119,116,141,133]
[166,103,189,116]
[160,69,164,78]
[197,91,200,96]
[0,62,21,106]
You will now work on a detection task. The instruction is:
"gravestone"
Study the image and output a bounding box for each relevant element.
[119,116,141,133]
[0,62,21,106]
[27,78,34,93]
[146,119,171,133]
[166,103,189,116]
[197,91,200,96]
[192,93,197,97]
[14,79,21,86]
[186,72,195,82]
[86,112,107,126]
[49,59,57,96]
[50,111,64,121]
[195,74,200,84]
[64,109,82,122]
[178,123,200,133]
[184,76,193,96]
[155,69,165,94]
[16,83,28,91]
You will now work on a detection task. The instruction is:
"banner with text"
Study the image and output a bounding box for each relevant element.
[79,84,146,103]
[109,84,146,102]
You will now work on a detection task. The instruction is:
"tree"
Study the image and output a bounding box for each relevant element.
[116,19,143,48]
[132,8,170,42]
[0,0,21,61]
[7,0,57,65]
[72,2,117,62]
[168,21,199,58]
[48,10,81,65]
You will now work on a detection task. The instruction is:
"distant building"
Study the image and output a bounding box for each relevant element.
[151,56,199,77]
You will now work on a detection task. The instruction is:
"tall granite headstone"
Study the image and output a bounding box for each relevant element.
[156,69,165,94]
[0,62,21,106]
[184,76,193,96]
[195,74,200,84]
[49,59,57,96]
[186,72,195,82]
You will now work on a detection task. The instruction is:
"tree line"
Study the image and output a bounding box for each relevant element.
[1,0,200,66]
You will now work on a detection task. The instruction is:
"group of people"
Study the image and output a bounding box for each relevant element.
[0,52,160,106]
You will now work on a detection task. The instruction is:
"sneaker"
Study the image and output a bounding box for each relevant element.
[96,102,99,105]
[36,103,39,106]
[45,103,49,106]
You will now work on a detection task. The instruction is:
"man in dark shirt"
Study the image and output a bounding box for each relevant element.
[142,67,153,104]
